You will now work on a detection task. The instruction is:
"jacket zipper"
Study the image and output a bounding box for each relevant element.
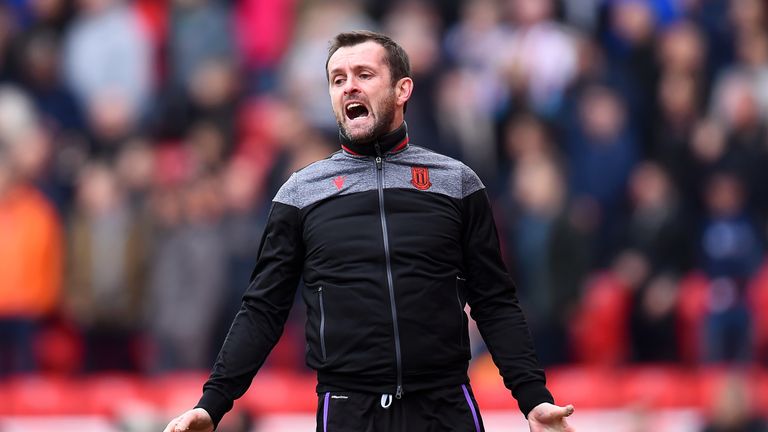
[375,154,403,399]
[318,286,327,361]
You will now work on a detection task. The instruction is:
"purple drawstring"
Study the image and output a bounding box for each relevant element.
[461,384,481,432]
[323,392,330,432]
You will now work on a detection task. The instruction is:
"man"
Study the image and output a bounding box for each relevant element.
[164,31,575,432]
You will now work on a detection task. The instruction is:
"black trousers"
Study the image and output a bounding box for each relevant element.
[316,384,485,432]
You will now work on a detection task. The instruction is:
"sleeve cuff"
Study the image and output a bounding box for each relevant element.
[513,381,554,418]
[195,389,233,430]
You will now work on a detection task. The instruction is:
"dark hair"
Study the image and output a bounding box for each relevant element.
[325,31,411,84]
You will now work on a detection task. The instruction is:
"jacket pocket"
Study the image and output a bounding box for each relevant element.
[456,275,467,347]
[317,286,327,361]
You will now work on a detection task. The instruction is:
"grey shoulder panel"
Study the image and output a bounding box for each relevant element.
[388,145,485,199]
[460,159,485,198]
[272,152,375,209]
[273,172,297,207]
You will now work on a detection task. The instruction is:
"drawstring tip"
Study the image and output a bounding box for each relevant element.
[380,394,393,408]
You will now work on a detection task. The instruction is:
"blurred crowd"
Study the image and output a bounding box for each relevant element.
[2,0,768,386]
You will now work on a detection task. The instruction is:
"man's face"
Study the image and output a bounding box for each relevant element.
[328,41,398,143]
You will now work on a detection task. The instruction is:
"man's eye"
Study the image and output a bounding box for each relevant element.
[334,78,345,86]
[360,73,371,79]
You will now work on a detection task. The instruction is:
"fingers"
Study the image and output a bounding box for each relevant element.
[563,404,575,417]
[164,409,214,432]
[162,416,181,432]
[162,413,192,432]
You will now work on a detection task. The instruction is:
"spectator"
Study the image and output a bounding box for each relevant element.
[565,83,638,262]
[499,153,581,365]
[620,162,691,273]
[630,273,680,362]
[64,161,148,371]
[17,30,84,133]
[443,0,510,115]
[680,118,728,213]
[62,0,152,144]
[0,87,62,374]
[699,172,761,362]
[714,73,768,218]
[167,0,235,90]
[440,0,513,181]
[700,172,762,281]
[603,0,659,148]
[501,0,579,117]
[146,173,227,370]
[114,136,155,209]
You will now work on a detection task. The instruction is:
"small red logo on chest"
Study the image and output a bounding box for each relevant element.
[411,167,432,190]
[333,175,346,190]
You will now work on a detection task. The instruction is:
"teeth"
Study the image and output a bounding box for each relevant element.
[348,103,362,109]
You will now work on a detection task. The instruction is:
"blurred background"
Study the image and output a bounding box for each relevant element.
[0,0,767,430]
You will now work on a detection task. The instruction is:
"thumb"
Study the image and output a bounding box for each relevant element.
[547,404,575,421]
[533,403,575,423]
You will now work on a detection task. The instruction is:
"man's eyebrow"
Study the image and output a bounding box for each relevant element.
[328,63,378,76]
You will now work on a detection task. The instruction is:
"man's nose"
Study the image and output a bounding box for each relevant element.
[343,77,360,95]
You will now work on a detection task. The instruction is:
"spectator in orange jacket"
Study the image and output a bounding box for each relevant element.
[0,87,63,375]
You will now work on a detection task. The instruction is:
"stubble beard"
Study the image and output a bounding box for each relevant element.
[338,89,396,144]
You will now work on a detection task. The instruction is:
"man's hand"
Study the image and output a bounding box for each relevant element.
[527,402,575,432]
[162,408,214,432]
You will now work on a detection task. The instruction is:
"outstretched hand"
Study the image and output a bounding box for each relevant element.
[527,402,575,432]
[162,408,214,432]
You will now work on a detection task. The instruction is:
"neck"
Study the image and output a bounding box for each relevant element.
[340,122,409,157]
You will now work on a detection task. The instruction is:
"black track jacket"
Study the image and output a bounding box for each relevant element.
[196,124,554,427]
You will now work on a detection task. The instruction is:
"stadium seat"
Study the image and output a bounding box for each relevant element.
[570,272,631,366]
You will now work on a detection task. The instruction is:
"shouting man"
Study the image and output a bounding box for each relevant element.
[164,31,575,432]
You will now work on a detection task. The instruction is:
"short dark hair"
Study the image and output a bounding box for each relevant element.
[325,31,411,84]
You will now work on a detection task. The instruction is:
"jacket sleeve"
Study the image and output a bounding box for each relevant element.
[461,177,554,418]
[195,195,304,428]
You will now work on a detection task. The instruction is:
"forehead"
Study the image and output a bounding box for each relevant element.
[327,41,388,73]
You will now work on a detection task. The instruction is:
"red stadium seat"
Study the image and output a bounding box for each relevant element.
[676,272,709,364]
[570,272,631,366]
[7,375,84,415]
[83,373,154,416]
[619,366,698,407]
[747,261,768,363]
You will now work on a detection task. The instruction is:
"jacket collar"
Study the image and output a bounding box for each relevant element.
[340,122,409,157]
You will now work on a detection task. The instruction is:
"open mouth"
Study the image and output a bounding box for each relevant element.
[345,102,370,120]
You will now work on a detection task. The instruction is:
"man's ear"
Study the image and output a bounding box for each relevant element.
[395,77,414,108]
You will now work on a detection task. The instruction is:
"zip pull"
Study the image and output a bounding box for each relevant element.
[375,156,382,170]
[395,385,403,399]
